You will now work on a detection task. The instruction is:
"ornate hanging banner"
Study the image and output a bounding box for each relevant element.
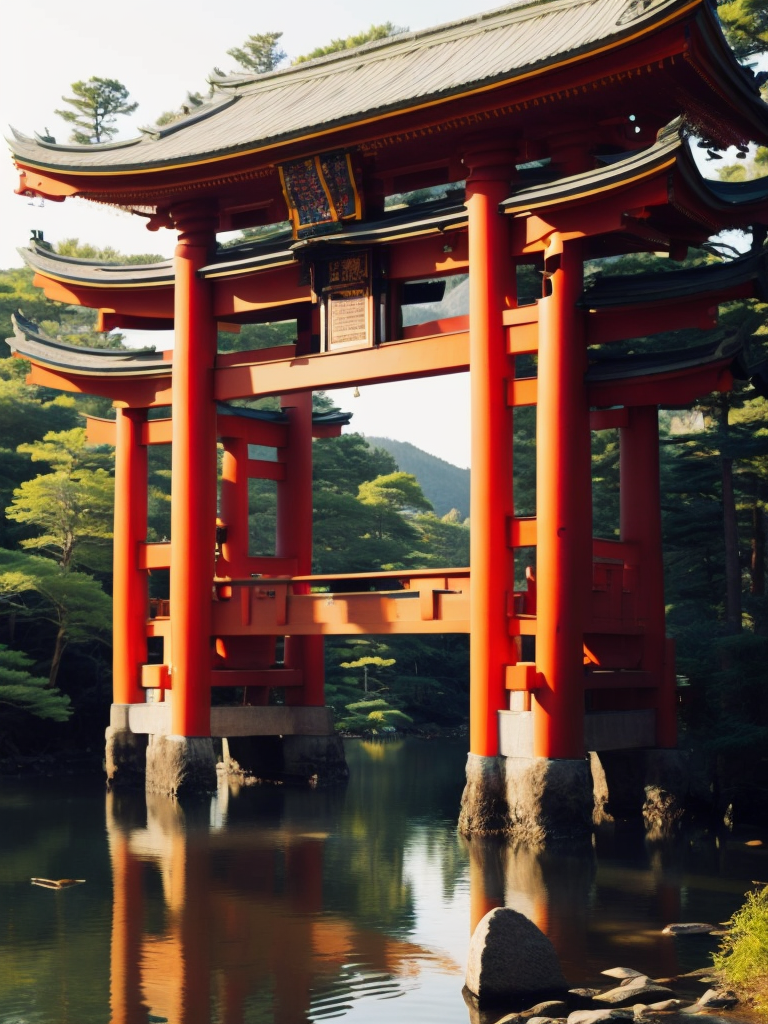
[279,150,362,239]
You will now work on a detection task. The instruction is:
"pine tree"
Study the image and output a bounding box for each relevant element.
[0,549,111,690]
[7,428,114,572]
[293,23,407,63]
[55,78,137,144]
[718,0,768,59]
[0,646,71,722]
[227,32,286,74]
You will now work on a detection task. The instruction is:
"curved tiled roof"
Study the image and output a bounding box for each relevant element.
[586,332,744,381]
[216,402,352,428]
[6,314,358,419]
[19,198,470,285]
[17,121,768,293]
[8,0,754,175]
[582,246,768,308]
[502,119,768,229]
[6,312,166,376]
[18,246,175,288]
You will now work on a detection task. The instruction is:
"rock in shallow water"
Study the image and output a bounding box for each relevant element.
[661,922,714,935]
[465,907,568,1006]
[594,980,675,1007]
[601,967,644,980]
[695,988,738,1009]
[527,1000,569,1017]
[567,1009,633,1023]
[648,998,689,1010]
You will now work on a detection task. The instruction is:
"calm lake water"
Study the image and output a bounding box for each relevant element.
[1,737,766,1024]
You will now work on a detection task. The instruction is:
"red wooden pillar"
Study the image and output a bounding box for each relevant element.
[534,234,591,759]
[112,407,148,705]
[278,391,324,705]
[169,202,218,737]
[620,405,676,746]
[465,149,516,757]
[219,436,250,578]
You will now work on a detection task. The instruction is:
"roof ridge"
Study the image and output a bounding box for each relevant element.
[209,0,627,92]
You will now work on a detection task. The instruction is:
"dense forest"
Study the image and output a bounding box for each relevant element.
[0,4,767,812]
[0,243,475,754]
[366,438,471,519]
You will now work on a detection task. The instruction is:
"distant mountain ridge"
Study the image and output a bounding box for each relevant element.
[365,436,470,519]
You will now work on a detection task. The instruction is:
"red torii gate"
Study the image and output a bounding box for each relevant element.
[8,0,768,834]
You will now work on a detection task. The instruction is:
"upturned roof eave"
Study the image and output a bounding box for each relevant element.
[7,0,708,180]
[19,245,175,288]
[585,333,744,383]
[17,201,470,288]
[502,121,768,223]
[6,313,168,377]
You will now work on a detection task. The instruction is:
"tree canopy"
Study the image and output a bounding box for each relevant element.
[718,0,768,59]
[7,428,114,572]
[293,23,407,63]
[227,31,286,74]
[55,78,137,144]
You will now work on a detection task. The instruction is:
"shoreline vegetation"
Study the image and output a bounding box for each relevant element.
[713,884,768,1017]
[465,900,768,1024]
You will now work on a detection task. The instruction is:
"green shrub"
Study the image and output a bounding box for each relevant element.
[713,885,768,1013]
[337,698,413,734]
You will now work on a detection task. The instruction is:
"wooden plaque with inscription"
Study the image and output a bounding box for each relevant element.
[320,252,375,352]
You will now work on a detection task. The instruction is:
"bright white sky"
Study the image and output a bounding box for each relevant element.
[0,0,498,468]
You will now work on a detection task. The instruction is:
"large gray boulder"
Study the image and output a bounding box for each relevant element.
[466,907,568,1006]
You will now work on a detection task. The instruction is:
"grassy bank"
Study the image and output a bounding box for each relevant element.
[713,885,768,1014]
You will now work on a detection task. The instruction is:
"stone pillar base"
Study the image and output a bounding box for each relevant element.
[145,735,217,798]
[505,757,593,844]
[105,726,148,790]
[461,748,699,841]
[106,703,348,791]
[460,754,594,842]
[459,754,508,835]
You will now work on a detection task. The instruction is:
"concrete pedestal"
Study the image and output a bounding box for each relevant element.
[505,756,593,843]
[105,726,148,790]
[145,735,217,797]
[459,754,593,842]
[458,754,509,835]
[460,743,697,841]
[106,703,348,793]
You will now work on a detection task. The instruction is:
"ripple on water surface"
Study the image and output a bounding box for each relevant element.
[0,744,766,1024]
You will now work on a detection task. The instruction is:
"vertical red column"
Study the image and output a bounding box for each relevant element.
[278,391,324,705]
[169,201,218,737]
[219,436,250,578]
[465,150,516,757]
[534,234,591,759]
[620,405,675,746]
[112,407,148,705]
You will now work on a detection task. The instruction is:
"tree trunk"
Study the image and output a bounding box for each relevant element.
[720,397,741,636]
[48,625,67,689]
[751,501,765,597]
[722,455,742,634]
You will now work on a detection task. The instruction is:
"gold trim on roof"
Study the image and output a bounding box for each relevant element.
[12,0,700,182]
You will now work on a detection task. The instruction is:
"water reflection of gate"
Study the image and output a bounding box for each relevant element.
[466,836,685,985]
[106,788,459,1024]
